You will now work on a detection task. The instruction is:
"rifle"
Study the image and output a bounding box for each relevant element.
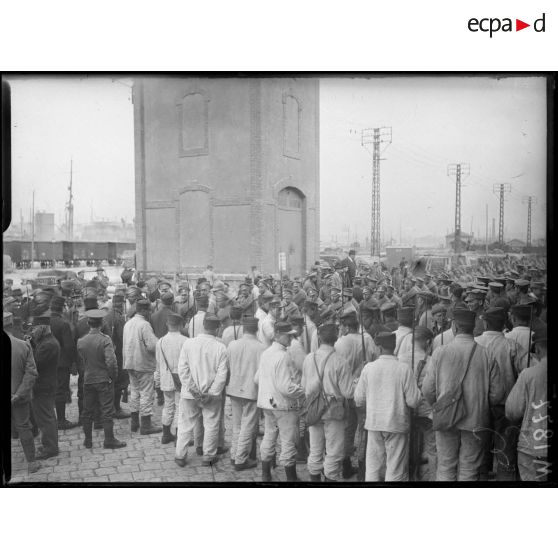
[359,307,367,364]
[409,320,418,481]
[303,313,310,354]
[527,303,534,367]
[233,319,238,341]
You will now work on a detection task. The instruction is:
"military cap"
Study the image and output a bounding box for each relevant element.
[476,277,491,286]
[32,310,52,324]
[431,304,447,315]
[274,321,297,335]
[241,316,259,328]
[203,315,221,330]
[376,286,386,293]
[414,326,434,342]
[112,294,125,304]
[10,288,22,297]
[177,283,190,294]
[415,277,425,283]
[510,304,532,320]
[83,297,98,311]
[318,322,338,338]
[397,306,415,321]
[380,301,397,313]
[481,307,507,322]
[260,291,274,301]
[488,282,504,290]
[453,309,476,327]
[465,289,485,301]
[367,277,378,284]
[126,286,142,297]
[289,315,305,326]
[85,308,108,319]
[3,311,13,327]
[307,271,317,278]
[161,292,174,305]
[213,280,225,291]
[375,331,396,349]
[136,299,151,311]
[158,280,172,289]
[50,295,66,312]
[491,297,511,311]
[330,286,341,294]
[515,279,530,288]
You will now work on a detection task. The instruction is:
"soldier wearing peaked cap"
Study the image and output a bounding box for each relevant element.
[291,280,307,308]
[281,288,300,321]
[464,289,486,337]
[422,309,502,481]
[76,309,126,450]
[505,304,535,356]
[221,305,244,347]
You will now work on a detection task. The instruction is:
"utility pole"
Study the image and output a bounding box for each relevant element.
[31,190,35,265]
[492,218,496,243]
[493,183,511,246]
[65,159,74,240]
[485,204,488,255]
[447,163,470,254]
[522,195,537,250]
[362,127,392,259]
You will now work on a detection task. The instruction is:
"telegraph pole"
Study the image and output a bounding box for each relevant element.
[65,159,74,240]
[31,190,35,265]
[522,195,537,250]
[362,127,392,259]
[493,183,511,246]
[447,163,470,254]
[485,204,488,255]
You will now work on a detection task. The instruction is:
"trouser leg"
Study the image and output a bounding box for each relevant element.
[417,418,437,481]
[323,419,346,480]
[384,432,410,481]
[194,416,204,448]
[365,431,386,481]
[218,394,226,447]
[162,390,176,427]
[175,398,198,460]
[435,429,460,481]
[201,397,222,458]
[233,398,259,464]
[55,366,71,412]
[96,382,115,429]
[128,371,141,413]
[260,410,278,462]
[307,422,325,476]
[344,400,357,457]
[492,405,519,481]
[230,397,242,462]
[137,371,154,417]
[517,451,549,482]
[458,430,488,482]
[31,392,59,454]
[12,402,36,462]
[276,411,299,467]
[77,369,84,419]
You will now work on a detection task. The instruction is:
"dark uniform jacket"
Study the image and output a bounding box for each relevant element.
[77,330,118,384]
[32,333,60,394]
[49,312,76,369]
[104,308,125,369]
[10,333,38,402]
[75,315,110,340]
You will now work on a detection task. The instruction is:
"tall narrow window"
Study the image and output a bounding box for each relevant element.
[178,91,209,156]
[283,94,300,159]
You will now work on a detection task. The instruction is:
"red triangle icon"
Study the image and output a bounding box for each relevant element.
[516,19,530,31]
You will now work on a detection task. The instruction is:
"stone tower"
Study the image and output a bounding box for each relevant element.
[132,76,319,276]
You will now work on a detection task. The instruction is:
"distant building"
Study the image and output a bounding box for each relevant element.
[34,212,55,241]
[76,220,135,242]
[507,238,526,252]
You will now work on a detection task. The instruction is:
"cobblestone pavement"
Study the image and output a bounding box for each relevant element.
[9,377,358,484]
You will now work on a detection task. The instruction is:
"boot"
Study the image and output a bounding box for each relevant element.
[28,461,41,474]
[342,457,357,479]
[103,424,127,449]
[285,464,298,482]
[20,430,36,463]
[296,433,308,463]
[196,446,203,456]
[357,459,366,482]
[140,415,162,435]
[217,446,229,455]
[161,424,176,445]
[309,473,321,482]
[261,460,272,482]
[130,411,140,433]
[56,402,78,430]
[114,391,131,419]
[234,458,258,471]
[83,419,93,449]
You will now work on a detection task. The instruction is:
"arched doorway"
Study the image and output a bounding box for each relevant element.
[276,186,305,277]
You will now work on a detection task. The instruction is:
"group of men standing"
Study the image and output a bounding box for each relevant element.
[7,252,549,482]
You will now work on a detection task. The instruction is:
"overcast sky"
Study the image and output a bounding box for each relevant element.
[5,75,547,244]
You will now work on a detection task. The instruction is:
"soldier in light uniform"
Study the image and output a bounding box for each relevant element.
[255,321,304,482]
[155,313,187,445]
